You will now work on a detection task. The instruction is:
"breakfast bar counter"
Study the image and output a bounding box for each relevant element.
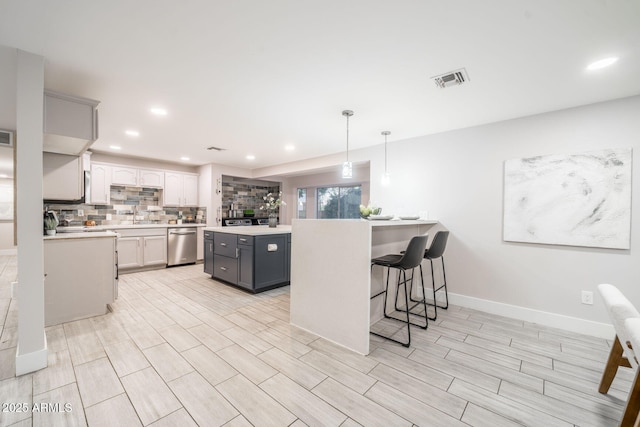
[290,218,442,355]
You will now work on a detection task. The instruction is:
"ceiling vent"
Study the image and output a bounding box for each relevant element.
[0,130,14,147]
[207,146,226,151]
[432,68,469,88]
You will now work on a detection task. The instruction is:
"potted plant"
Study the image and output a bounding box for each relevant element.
[260,191,286,227]
[44,216,58,236]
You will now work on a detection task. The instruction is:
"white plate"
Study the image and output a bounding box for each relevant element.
[399,216,420,220]
[369,215,394,220]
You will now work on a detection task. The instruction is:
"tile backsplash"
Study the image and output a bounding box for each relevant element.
[45,186,206,226]
[221,178,280,218]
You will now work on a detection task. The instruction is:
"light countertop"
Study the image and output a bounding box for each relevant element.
[56,223,206,233]
[44,231,118,240]
[205,225,292,236]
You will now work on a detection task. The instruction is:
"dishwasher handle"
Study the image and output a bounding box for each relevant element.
[169,230,197,235]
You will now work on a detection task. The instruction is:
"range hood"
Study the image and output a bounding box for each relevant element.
[43,90,99,156]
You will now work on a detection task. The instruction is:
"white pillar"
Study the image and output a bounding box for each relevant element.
[15,49,47,375]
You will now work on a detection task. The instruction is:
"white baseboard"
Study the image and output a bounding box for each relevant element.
[0,248,17,256]
[15,333,48,376]
[449,292,615,340]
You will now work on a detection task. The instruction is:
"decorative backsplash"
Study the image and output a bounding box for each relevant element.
[221,179,280,217]
[44,186,206,226]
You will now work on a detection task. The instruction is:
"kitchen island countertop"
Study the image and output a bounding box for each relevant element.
[204,225,291,236]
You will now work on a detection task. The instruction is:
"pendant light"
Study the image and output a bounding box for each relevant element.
[381,131,391,186]
[342,110,354,178]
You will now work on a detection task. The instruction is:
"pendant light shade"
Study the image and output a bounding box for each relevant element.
[342,110,354,178]
[381,131,391,186]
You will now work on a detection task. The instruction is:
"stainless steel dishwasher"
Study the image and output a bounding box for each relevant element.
[167,228,197,266]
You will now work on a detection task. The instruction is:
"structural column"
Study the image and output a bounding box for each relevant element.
[15,49,47,375]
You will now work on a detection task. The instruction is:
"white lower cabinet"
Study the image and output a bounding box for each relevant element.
[44,235,117,327]
[113,228,167,271]
[143,235,168,265]
[117,236,143,269]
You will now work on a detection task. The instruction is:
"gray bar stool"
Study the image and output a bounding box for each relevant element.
[370,234,429,347]
[409,230,450,321]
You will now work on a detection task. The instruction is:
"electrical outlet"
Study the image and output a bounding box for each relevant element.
[106,213,112,221]
[581,290,594,305]
[78,209,84,217]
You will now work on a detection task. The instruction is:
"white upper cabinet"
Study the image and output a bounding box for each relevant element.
[91,163,111,204]
[110,166,164,188]
[164,172,199,207]
[139,169,164,188]
[43,90,99,156]
[111,166,138,186]
[43,152,83,201]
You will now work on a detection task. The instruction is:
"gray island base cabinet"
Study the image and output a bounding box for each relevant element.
[209,227,291,293]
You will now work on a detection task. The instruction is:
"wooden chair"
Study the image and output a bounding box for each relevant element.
[597,284,640,426]
[622,318,640,427]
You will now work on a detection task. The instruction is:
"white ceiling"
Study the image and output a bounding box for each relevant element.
[0,1,639,170]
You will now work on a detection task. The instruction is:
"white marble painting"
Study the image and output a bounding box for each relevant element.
[503,148,632,249]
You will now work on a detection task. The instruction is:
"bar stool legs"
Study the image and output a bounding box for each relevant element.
[370,235,429,347]
[370,266,414,347]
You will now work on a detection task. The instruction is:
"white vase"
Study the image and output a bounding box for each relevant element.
[46,229,56,236]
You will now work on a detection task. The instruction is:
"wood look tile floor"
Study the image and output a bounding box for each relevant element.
[0,254,634,426]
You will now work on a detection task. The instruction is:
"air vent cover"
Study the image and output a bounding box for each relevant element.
[0,130,13,147]
[207,146,226,151]
[432,68,469,88]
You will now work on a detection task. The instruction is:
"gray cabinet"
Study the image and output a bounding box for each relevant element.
[204,231,214,276]
[212,232,290,292]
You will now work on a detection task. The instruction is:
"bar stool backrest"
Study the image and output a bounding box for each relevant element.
[598,283,640,369]
[425,231,449,260]
[397,235,429,270]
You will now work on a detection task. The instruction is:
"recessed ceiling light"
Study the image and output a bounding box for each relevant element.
[150,107,168,116]
[586,57,619,71]
[109,145,122,150]
[180,156,190,161]
[125,130,139,137]
[246,155,255,160]
[285,145,295,151]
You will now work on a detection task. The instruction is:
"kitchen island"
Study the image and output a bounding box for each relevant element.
[290,219,441,355]
[204,226,292,292]
[43,231,118,326]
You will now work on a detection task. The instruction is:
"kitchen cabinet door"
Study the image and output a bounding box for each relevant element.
[164,172,199,206]
[204,232,214,276]
[117,237,143,269]
[111,166,138,186]
[197,228,204,261]
[143,235,167,266]
[139,169,164,188]
[182,174,199,206]
[238,243,253,290]
[43,152,83,201]
[91,163,111,204]
[163,172,182,206]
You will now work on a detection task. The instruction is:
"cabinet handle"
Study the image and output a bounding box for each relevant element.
[220,242,227,247]
[220,266,227,271]
[209,243,212,251]
[239,238,247,242]
[236,248,239,258]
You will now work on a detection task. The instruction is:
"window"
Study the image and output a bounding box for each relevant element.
[316,185,361,219]
[297,188,307,219]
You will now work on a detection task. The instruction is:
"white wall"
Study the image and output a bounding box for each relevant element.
[365,95,640,329]
[254,95,640,334]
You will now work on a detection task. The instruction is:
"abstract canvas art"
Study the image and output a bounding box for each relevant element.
[503,148,632,249]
